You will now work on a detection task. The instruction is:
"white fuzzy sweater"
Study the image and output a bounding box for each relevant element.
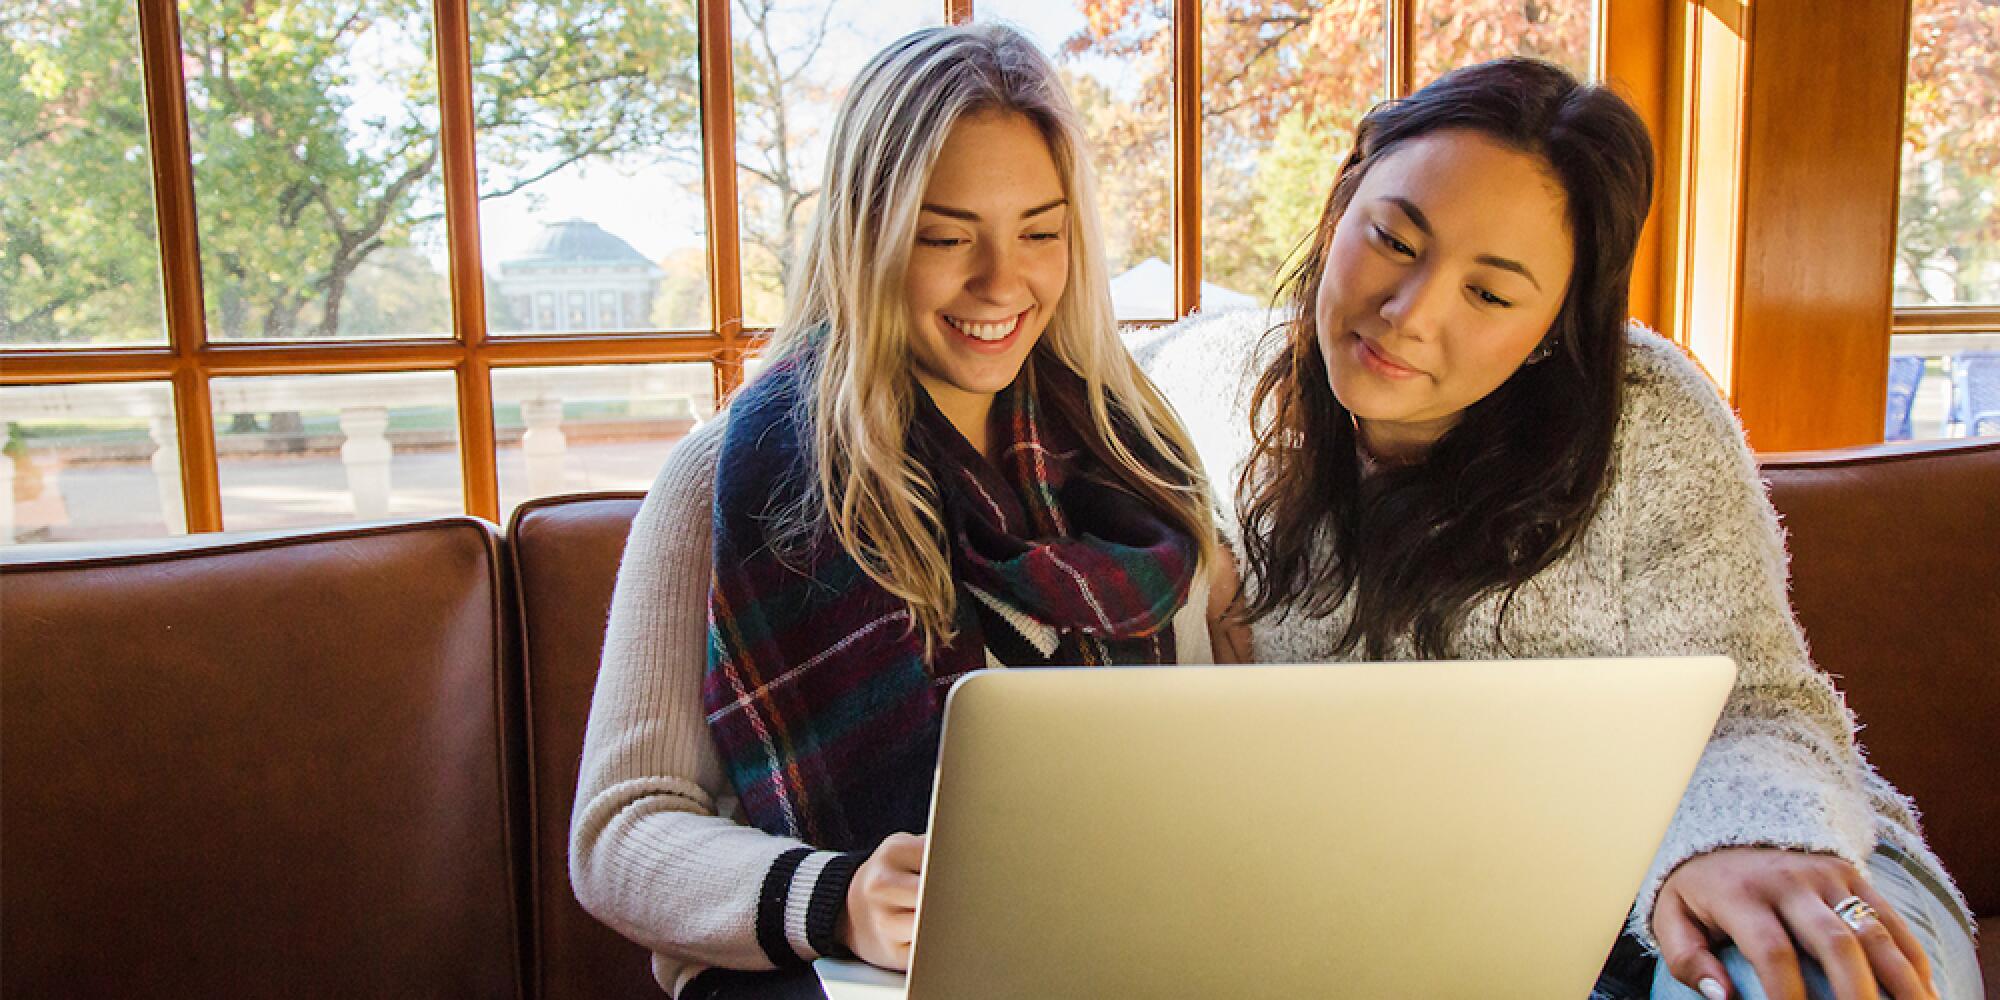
[1128,307,1970,948]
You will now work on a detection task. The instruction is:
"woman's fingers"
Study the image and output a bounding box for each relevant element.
[1853,881,1935,999]
[879,832,927,873]
[1837,883,1937,1000]
[844,832,930,969]
[1654,889,1735,1000]
[1655,849,1943,1000]
[871,869,921,909]
[1774,890,1878,1000]
[1711,904,1810,1000]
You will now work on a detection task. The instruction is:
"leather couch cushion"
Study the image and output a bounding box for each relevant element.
[509,494,661,1000]
[1761,438,2000,919]
[0,519,525,999]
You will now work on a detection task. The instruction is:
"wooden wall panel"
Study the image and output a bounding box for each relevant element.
[1601,0,1672,333]
[1662,0,1912,451]
[1732,0,1910,450]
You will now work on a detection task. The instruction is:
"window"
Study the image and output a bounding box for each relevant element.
[978,1,1176,319]
[2,0,1605,544]
[474,0,708,335]
[1890,0,1999,441]
[1,2,170,347]
[181,1,455,341]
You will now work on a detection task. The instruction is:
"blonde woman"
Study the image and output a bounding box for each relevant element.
[570,24,1242,998]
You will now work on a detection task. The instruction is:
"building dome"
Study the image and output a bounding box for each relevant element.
[512,218,654,267]
[493,219,668,332]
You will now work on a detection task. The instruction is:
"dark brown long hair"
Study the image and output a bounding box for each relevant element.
[1236,58,1656,657]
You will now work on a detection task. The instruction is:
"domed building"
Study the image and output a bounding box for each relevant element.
[495,218,666,332]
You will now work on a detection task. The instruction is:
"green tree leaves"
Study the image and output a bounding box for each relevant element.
[2,0,703,345]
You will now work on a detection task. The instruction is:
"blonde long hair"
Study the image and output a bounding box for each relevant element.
[755,23,1216,647]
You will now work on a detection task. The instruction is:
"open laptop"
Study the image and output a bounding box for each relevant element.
[817,656,1735,999]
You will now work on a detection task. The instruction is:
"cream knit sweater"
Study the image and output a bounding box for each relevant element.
[1128,307,1971,950]
[570,414,1212,995]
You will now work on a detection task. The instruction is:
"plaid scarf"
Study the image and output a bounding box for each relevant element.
[705,353,1198,850]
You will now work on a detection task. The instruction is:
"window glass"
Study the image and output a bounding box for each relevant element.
[1888,332,2000,442]
[211,372,462,530]
[733,0,943,328]
[180,0,452,341]
[1414,0,1595,89]
[491,362,715,521]
[1,381,184,543]
[1896,0,2000,307]
[473,0,710,334]
[983,1,1177,321]
[1201,1,1386,310]
[1,2,170,347]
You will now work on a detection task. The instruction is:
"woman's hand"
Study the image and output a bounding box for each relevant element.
[837,832,926,971]
[1654,846,1936,1000]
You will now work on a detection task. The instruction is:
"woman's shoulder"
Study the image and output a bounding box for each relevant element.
[719,356,806,444]
[1611,323,1765,508]
[1125,305,1280,378]
[1621,324,1731,413]
[1127,306,1284,479]
[640,413,729,516]
[1617,323,1747,450]
[707,359,816,497]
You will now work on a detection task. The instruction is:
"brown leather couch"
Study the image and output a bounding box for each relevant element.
[4,438,1995,999]
[1760,438,1999,994]
[1,519,528,997]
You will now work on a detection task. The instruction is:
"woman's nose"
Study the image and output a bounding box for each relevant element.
[1377,266,1448,342]
[967,241,1028,303]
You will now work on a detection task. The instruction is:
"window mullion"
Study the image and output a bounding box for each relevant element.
[1171,0,1200,317]
[138,0,222,533]
[700,0,747,397]
[1388,0,1416,97]
[433,0,500,522]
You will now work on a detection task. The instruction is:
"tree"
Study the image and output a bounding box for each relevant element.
[727,0,918,328]
[2,0,701,344]
[1897,0,2000,305]
[731,0,838,325]
[1063,0,1587,299]
[1,2,167,344]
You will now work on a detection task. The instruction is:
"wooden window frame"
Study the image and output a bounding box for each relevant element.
[1648,0,1987,452]
[1893,309,2000,336]
[3,0,1627,534]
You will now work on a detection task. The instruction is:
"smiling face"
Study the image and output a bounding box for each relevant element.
[1315,129,1576,461]
[904,110,1070,445]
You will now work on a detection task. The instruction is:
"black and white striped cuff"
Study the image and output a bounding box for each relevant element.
[754,847,868,966]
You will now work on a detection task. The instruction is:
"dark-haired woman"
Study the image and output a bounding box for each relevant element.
[1136,58,1979,1000]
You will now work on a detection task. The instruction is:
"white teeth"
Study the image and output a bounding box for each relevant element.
[945,313,1019,341]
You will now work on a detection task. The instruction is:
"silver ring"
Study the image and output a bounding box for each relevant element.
[1832,894,1880,933]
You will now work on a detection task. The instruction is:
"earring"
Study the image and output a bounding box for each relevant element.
[1524,338,1556,365]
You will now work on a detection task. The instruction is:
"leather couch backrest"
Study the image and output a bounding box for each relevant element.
[509,439,2000,984]
[1761,438,2000,916]
[0,519,527,999]
[508,494,661,1000]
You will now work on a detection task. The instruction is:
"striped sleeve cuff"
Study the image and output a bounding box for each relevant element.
[754,848,868,966]
[798,850,867,958]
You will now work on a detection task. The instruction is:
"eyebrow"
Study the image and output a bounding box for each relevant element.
[1383,196,1543,292]
[919,197,1069,222]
